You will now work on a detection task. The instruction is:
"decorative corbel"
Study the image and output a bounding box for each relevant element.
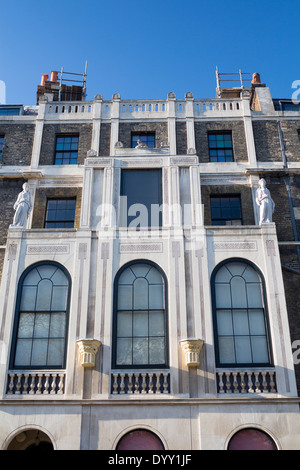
[77,339,101,368]
[180,339,204,367]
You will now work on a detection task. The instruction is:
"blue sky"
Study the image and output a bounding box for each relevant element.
[1,0,300,106]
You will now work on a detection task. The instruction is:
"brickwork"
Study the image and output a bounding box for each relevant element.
[31,187,82,228]
[176,121,187,155]
[265,175,295,242]
[252,121,282,162]
[194,121,248,162]
[99,122,111,156]
[201,184,255,225]
[39,123,92,165]
[118,122,168,149]
[280,120,300,162]
[0,124,35,166]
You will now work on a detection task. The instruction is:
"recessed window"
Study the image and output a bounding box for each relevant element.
[45,198,76,228]
[120,169,162,227]
[212,260,272,367]
[131,133,155,148]
[0,136,4,161]
[210,196,242,225]
[113,261,168,369]
[298,131,300,142]
[54,135,79,165]
[208,132,233,162]
[11,262,70,369]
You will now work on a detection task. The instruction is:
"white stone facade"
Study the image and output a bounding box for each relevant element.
[0,85,300,450]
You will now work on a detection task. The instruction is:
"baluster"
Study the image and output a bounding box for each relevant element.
[112,374,118,395]
[127,373,133,394]
[225,372,231,393]
[162,373,169,394]
[254,372,261,393]
[119,373,125,394]
[22,374,29,394]
[148,374,154,394]
[217,373,225,393]
[134,374,140,394]
[7,374,14,394]
[261,372,268,393]
[43,374,50,394]
[141,373,147,394]
[57,374,64,394]
[15,374,22,394]
[29,373,36,394]
[231,373,238,393]
[248,373,255,393]
[36,374,43,394]
[269,372,276,393]
[240,372,247,393]
[49,374,57,395]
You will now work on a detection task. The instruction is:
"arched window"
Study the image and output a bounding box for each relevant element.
[228,428,277,450]
[211,259,272,367]
[112,261,168,368]
[10,262,71,369]
[116,429,164,450]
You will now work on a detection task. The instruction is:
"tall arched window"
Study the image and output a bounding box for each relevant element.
[211,259,272,367]
[112,261,168,368]
[10,262,71,369]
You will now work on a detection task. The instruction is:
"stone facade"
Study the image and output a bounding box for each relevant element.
[0,79,300,450]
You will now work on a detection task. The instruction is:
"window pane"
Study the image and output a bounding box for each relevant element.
[47,338,64,366]
[149,338,165,364]
[117,311,132,337]
[246,284,263,308]
[20,286,37,311]
[218,337,235,363]
[235,336,252,363]
[231,277,247,308]
[118,285,133,310]
[15,339,32,366]
[133,278,148,309]
[50,312,66,337]
[18,313,35,338]
[34,313,50,338]
[149,284,164,309]
[249,309,266,335]
[116,338,132,365]
[133,311,148,337]
[232,309,249,335]
[31,339,48,365]
[217,310,233,335]
[51,286,68,310]
[215,284,231,308]
[133,338,148,364]
[149,311,164,336]
[35,279,52,311]
[251,337,269,363]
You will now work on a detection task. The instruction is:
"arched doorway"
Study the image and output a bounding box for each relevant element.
[228,428,277,450]
[7,429,54,450]
[116,429,164,450]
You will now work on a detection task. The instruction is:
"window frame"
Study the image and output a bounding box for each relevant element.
[10,261,71,370]
[210,194,243,226]
[208,131,234,162]
[211,258,273,368]
[131,132,156,149]
[54,134,79,165]
[44,197,76,229]
[112,260,169,370]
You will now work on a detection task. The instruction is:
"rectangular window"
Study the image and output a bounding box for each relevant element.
[208,132,233,162]
[298,131,300,142]
[210,196,242,225]
[131,133,155,149]
[45,198,76,228]
[120,169,162,227]
[0,136,4,162]
[54,135,79,165]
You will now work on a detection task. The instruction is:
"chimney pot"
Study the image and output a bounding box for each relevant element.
[40,74,49,86]
[50,71,58,82]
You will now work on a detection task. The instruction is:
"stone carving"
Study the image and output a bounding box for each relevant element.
[135,139,148,149]
[10,183,32,228]
[180,339,204,367]
[256,178,275,224]
[77,339,101,368]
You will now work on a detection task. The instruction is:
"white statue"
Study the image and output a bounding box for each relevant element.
[10,183,32,228]
[256,178,275,224]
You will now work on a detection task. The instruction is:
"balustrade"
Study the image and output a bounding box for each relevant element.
[111,371,170,395]
[7,371,65,396]
[216,369,277,394]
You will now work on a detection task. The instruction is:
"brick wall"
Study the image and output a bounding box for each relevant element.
[253,121,282,162]
[194,121,248,162]
[118,122,168,149]
[0,124,35,165]
[39,123,92,165]
[176,122,187,155]
[99,123,111,156]
[280,120,300,163]
[31,187,82,228]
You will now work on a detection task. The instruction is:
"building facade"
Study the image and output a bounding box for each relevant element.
[0,71,300,450]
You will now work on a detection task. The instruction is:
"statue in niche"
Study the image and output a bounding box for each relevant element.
[255,178,275,224]
[10,183,32,228]
[135,139,148,149]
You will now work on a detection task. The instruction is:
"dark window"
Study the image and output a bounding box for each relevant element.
[228,428,277,450]
[0,136,4,161]
[117,429,164,450]
[54,135,79,165]
[113,261,168,369]
[0,106,22,116]
[10,262,70,369]
[131,133,155,148]
[45,198,76,228]
[120,169,162,227]
[210,196,242,225]
[212,259,272,367]
[298,131,300,142]
[208,132,233,162]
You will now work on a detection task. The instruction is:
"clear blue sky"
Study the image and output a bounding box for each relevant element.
[1,0,299,106]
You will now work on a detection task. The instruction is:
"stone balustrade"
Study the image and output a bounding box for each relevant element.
[6,371,65,396]
[216,369,277,394]
[111,371,170,395]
